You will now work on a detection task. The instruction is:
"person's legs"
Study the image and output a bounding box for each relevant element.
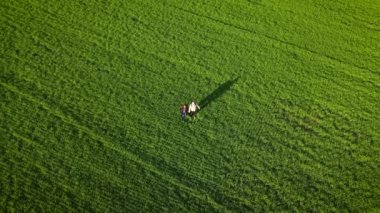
[182,112,186,121]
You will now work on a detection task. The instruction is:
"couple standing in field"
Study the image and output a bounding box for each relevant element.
[180,100,200,121]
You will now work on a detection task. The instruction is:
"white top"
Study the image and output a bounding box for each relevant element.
[188,102,200,112]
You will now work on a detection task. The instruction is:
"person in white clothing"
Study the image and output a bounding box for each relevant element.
[188,101,200,118]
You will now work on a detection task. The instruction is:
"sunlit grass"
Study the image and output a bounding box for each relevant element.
[1,0,379,211]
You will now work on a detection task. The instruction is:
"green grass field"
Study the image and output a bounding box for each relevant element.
[1,0,379,211]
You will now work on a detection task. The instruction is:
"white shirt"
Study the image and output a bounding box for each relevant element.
[188,102,200,112]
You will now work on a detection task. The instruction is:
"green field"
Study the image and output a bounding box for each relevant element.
[1,0,379,211]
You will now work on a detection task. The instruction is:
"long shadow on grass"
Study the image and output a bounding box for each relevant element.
[199,77,239,111]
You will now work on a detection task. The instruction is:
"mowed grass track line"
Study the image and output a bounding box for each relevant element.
[1,0,380,211]
[0,82,224,211]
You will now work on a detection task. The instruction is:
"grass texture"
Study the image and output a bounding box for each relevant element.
[1,0,379,211]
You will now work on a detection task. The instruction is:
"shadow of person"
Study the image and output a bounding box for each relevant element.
[199,77,239,111]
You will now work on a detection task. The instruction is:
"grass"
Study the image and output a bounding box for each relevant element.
[1,0,379,211]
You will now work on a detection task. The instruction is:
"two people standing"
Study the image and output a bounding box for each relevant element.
[180,100,200,121]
